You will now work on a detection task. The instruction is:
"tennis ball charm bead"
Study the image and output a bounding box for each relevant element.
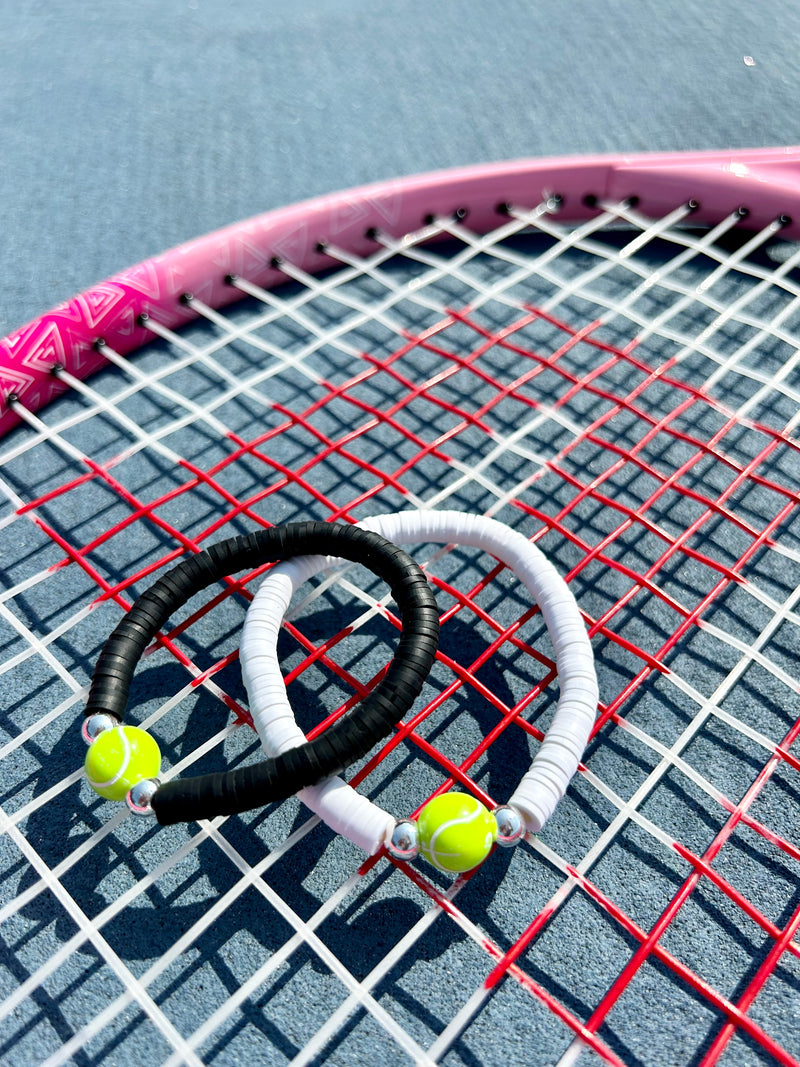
[417,793,498,873]
[84,725,161,807]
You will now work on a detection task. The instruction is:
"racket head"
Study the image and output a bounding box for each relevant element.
[1,149,799,1067]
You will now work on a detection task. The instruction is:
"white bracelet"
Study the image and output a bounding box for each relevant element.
[240,511,598,872]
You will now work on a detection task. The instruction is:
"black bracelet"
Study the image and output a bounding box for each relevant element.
[81,521,439,826]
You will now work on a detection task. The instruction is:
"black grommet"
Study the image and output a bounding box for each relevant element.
[179,292,193,305]
[583,194,598,208]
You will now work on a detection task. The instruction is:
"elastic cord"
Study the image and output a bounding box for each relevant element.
[242,511,598,854]
[85,521,439,824]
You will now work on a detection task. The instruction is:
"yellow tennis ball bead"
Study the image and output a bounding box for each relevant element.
[417,793,497,873]
[84,725,161,802]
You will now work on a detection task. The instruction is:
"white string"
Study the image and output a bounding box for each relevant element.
[241,510,598,854]
[1,202,798,1066]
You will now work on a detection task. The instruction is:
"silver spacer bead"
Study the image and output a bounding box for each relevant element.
[386,818,419,861]
[492,805,526,848]
[126,778,160,816]
[81,713,119,746]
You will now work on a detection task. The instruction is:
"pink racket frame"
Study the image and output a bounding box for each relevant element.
[2,145,800,438]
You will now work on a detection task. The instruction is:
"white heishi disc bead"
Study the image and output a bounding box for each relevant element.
[242,510,598,857]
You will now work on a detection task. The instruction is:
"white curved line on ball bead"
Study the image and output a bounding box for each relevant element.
[240,511,598,855]
[87,726,132,791]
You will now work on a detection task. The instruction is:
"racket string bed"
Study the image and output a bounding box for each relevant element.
[0,152,799,1067]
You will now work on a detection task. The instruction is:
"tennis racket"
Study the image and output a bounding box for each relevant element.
[1,147,798,1067]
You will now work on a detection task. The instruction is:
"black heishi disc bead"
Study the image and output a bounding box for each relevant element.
[86,521,439,824]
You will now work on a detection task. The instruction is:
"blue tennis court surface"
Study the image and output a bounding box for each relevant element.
[2,3,800,1065]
